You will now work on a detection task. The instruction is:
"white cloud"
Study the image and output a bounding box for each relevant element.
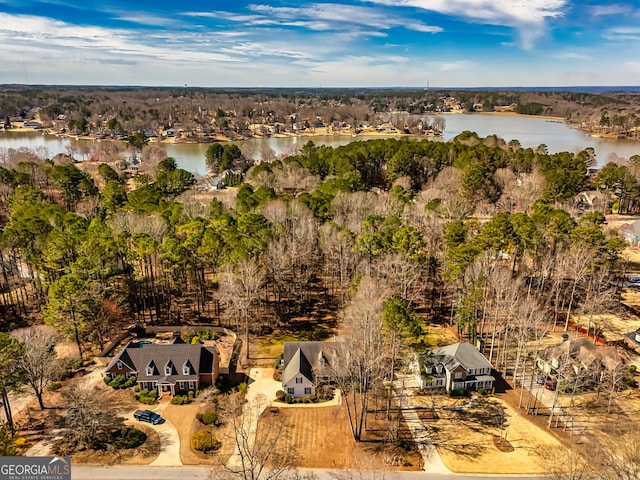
[109,12,179,27]
[549,51,592,60]
[363,0,568,48]
[438,60,473,71]
[184,3,441,34]
[590,4,632,16]
[603,26,640,41]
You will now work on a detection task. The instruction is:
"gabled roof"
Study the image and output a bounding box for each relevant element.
[282,341,340,384]
[543,337,626,372]
[282,348,314,385]
[429,342,493,372]
[106,341,218,383]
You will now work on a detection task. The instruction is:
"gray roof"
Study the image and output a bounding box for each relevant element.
[620,220,640,238]
[429,342,493,371]
[282,341,339,384]
[106,341,217,384]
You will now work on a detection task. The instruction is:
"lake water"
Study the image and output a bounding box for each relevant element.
[1,114,639,175]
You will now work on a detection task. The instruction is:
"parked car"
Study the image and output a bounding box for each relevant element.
[536,373,547,385]
[630,276,640,283]
[545,379,557,391]
[134,409,163,425]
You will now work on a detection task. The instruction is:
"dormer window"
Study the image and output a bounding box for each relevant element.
[183,365,190,375]
[165,365,171,375]
[146,363,154,376]
[117,361,123,370]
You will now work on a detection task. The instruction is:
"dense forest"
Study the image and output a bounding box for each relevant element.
[0,131,632,376]
[2,85,640,139]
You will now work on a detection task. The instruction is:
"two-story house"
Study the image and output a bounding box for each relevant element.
[411,342,495,393]
[281,341,339,398]
[104,336,219,397]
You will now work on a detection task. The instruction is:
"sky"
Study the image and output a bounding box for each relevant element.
[0,0,639,87]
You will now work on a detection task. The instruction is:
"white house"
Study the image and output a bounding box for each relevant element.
[410,342,495,393]
[281,341,338,398]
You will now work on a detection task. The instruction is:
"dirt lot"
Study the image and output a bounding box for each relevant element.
[412,394,561,474]
[258,403,423,471]
[571,313,639,342]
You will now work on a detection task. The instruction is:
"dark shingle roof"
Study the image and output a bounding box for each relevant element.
[106,341,217,383]
[282,341,340,383]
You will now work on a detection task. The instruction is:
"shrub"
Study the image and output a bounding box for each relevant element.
[103,377,111,385]
[114,428,147,449]
[133,385,141,393]
[197,330,217,341]
[122,377,137,389]
[188,390,194,398]
[196,410,219,426]
[171,395,191,405]
[191,336,201,344]
[396,438,411,451]
[190,430,217,452]
[108,375,126,389]
[630,365,637,375]
[136,389,158,405]
[477,388,489,395]
[47,382,63,392]
[308,394,316,402]
[285,394,294,404]
[275,390,285,401]
[450,388,470,398]
[237,382,247,394]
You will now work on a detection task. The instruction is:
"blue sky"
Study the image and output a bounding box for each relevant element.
[0,0,639,87]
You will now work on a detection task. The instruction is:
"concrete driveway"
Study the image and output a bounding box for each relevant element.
[126,403,182,467]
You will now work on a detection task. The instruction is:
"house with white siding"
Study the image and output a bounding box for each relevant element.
[410,342,495,393]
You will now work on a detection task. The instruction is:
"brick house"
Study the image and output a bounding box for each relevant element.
[104,336,219,397]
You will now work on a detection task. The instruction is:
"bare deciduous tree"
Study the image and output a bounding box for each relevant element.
[332,276,386,441]
[220,394,292,480]
[219,258,264,363]
[63,384,125,448]
[13,327,60,409]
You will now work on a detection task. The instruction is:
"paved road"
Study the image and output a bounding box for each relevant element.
[71,465,544,480]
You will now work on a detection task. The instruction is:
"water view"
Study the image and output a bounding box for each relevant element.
[2,114,639,175]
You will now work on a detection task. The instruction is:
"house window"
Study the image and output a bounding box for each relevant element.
[179,381,184,390]
[287,388,295,395]
[125,373,131,379]
[183,366,190,375]
[153,382,158,389]
[188,381,194,390]
[117,361,123,370]
[454,372,462,379]
[165,366,171,375]
[295,377,303,384]
[146,366,153,376]
[304,387,312,395]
